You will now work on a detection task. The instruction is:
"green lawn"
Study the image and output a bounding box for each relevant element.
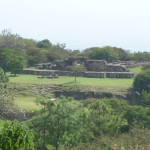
[15,96,41,111]
[129,67,142,73]
[8,74,134,111]
[9,74,133,88]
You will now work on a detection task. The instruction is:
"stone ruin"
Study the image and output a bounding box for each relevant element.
[37,57,129,72]
[19,57,136,78]
[20,56,150,78]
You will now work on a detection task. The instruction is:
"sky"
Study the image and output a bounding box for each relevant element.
[0,0,150,52]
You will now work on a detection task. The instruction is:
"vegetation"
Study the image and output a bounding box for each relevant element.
[8,74,133,88]
[0,67,8,87]
[129,66,142,73]
[0,29,150,74]
[28,97,150,149]
[0,29,150,150]
[67,65,86,82]
[0,121,34,150]
[133,70,150,93]
[140,90,150,107]
[0,88,18,120]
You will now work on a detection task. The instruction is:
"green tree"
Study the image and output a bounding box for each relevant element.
[124,106,150,128]
[88,100,127,136]
[37,39,52,49]
[133,52,150,61]
[133,70,150,93]
[0,88,24,120]
[30,97,91,150]
[67,65,86,82]
[0,29,25,49]
[0,48,25,73]
[0,67,8,87]
[0,121,34,150]
[83,46,119,62]
[139,90,150,107]
[9,56,25,76]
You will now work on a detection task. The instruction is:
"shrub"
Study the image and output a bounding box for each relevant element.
[142,64,150,70]
[0,67,8,87]
[133,70,150,93]
[0,121,34,150]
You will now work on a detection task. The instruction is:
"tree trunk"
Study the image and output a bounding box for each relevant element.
[75,75,77,83]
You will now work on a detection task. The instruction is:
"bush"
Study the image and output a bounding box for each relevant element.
[133,70,150,93]
[0,121,34,150]
[0,88,25,120]
[0,67,8,87]
[140,90,150,107]
[142,64,150,70]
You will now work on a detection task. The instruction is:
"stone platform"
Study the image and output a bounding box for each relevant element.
[22,69,135,78]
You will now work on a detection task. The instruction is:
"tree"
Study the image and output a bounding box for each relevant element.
[133,70,150,93]
[0,88,25,120]
[0,121,34,150]
[67,65,86,82]
[88,100,126,136]
[139,90,150,107]
[0,67,8,87]
[9,56,25,76]
[37,39,52,49]
[30,97,91,150]
[0,29,25,49]
[133,52,150,61]
[124,105,150,128]
[0,48,25,73]
[83,46,119,62]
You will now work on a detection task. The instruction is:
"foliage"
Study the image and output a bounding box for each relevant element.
[67,65,86,82]
[70,127,150,150]
[142,63,150,70]
[36,39,52,49]
[133,70,150,93]
[0,121,34,150]
[88,100,127,136]
[124,105,150,128]
[139,90,150,107]
[0,29,25,50]
[0,88,21,120]
[83,46,119,62]
[9,55,25,75]
[133,51,150,61]
[0,48,25,73]
[0,67,8,87]
[30,97,92,150]
[25,48,46,66]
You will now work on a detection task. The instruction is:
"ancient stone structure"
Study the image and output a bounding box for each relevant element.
[22,69,135,78]
[37,57,129,72]
[26,57,150,78]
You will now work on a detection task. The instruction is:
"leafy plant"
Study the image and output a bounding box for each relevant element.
[0,121,34,150]
[67,65,86,82]
[0,67,8,87]
[30,97,92,150]
[133,70,150,93]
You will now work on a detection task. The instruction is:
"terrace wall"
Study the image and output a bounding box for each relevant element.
[21,69,135,78]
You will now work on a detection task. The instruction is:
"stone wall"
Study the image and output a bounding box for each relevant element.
[37,58,129,72]
[22,69,135,78]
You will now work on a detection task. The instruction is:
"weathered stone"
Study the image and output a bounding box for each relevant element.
[22,69,135,78]
[54,90,126,100]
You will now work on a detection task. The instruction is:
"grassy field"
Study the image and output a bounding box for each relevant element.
[8,74,134,111]
[129,67,142,73]
[15,96,41,111]
[9,74,133,88]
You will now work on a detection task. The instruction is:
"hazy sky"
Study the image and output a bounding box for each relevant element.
[0,0,150,52]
